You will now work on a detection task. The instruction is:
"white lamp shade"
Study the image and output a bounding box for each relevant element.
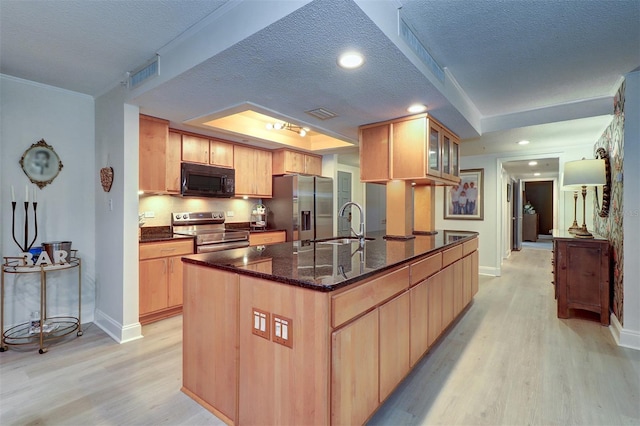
[562,159,606,190]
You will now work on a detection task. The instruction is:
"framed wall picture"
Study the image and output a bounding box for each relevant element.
[19,139,64,189]
[444,168,484,220]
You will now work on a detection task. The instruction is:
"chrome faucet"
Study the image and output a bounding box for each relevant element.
[338,201,366,246]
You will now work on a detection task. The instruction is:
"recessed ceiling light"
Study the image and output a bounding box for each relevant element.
[338,51,364,69]
[517,140,530,145]
[534,172,541,176]
[407,104,427,113]
[528,161,538,166]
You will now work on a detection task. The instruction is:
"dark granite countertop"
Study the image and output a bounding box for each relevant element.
[182,230,478,292]
[225,222,285,234]
[139,226,195,243]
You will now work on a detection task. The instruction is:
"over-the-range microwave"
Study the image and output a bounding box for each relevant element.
[181,162,235,198]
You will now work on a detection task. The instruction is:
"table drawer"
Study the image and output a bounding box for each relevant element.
[442,245,463,267]
[410,253,442,286]
[139,239,194,260]
[332,266,409,328]
[463,238,478,256]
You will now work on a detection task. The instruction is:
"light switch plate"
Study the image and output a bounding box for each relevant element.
[227,211,234,217]
[272,314,293,348]
[144,211,155,218]
[252,308,270,340]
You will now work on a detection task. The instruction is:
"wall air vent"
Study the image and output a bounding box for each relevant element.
[128,55,160,89]
[305,107,338,120]
[399,18,445,83]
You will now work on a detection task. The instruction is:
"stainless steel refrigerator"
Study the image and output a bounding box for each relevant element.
[265,175,333,242]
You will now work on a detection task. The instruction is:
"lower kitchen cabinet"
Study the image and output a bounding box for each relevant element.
[139,239,194,324]
[331,309,379,426]
[249,230,286,246]
[379,292,410,401]
[410,279,429,366]
[427,270,444,347]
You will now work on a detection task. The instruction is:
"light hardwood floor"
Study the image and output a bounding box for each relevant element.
[1,248,638,425]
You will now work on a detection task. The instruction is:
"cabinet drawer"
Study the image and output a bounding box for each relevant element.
[410,252,442,286]
[332,266,409,328]
[140,239,194,260]
[442,245,463,267]
[249,231,286,247]
[463,238,478,256]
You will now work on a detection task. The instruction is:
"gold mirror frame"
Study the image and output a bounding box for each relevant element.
[19,139,64,189]
[595,147,611,217]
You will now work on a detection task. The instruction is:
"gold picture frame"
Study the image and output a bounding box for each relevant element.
[444,168,484,220]
[19,139,64,189]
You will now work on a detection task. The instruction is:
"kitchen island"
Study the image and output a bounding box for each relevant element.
[181,231,479,426]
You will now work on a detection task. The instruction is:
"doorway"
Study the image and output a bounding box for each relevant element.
[337,171,352,236]
[524,181,554,237]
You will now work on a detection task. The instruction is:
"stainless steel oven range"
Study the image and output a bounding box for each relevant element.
[171,211,249,253]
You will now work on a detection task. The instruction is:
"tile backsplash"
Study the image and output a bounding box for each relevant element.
[138,195,254,227]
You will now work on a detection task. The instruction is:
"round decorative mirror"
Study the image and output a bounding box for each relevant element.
[594,147,611,217]
[19,139,64,189]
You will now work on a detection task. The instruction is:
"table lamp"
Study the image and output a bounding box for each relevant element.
[562,159,606,238]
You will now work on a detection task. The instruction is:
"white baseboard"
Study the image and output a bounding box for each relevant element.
[610,313,640,350]
[94,309,143,344]
[480,266,500,277]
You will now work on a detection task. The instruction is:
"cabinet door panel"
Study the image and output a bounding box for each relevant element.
[360,124,390,181]
[254,149,272,197]
[166,131,182,193]
[139,258,168,315]
[427,270,443,347]
[463,255,473,307]
[427,122,442,177]
[392,118,426,179]
[471,251,479,296]
[453,259,464,316]
[182,135,209,164]
[210,139,234,168]
[379,292,410,402]
[139,116,168,192]
[331,310,379,426]
[233,145,255,196]
[167,257,184,307]
[441,265,454,328]
[304,155,322,176]
[410,280,429,366]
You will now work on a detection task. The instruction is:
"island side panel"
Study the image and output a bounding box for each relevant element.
[238,275,331,426]
[182,264,239,425]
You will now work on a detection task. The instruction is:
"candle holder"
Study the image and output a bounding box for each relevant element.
[11,201,38,253]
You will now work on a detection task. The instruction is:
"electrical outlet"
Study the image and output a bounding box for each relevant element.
[252,308,270,340]
[227,211,234,217]
[108,199,113,211]
[144,211,155,218]
[272,315,293,348]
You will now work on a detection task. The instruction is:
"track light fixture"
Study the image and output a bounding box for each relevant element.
[265,122,309,137]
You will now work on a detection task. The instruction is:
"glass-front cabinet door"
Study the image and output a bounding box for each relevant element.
[451,139,460,177]
[427,123,442,177]
[442,133,451,176]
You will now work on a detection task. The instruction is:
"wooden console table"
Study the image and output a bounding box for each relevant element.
[552,230,610,325]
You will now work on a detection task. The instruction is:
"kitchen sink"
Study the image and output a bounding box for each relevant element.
[314,236,375,246]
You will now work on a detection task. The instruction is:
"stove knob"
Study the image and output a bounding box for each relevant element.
[214,213,220,218]
[183,214,188,219]
[175,214,181,220]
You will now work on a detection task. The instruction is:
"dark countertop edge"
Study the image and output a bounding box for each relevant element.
[248,229,287,234]
[181,231,479,292]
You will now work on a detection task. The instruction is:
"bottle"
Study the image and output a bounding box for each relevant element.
[30,311,41,334]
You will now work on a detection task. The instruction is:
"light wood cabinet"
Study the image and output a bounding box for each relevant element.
[166,131,182,193]
[359,124,390,182]
[182,134,210,164]
[272,149,322,176]
[379,292,410,402]
[234,145,272,198]
[249,230,286,246]
[331,309,379,426]
[139,239,194,324]
[209,139,234,168]
[409,279,429,366]
[441,264,454,327]
[359,113,461,185]
[140,115,180,194]
[427,270,444,347]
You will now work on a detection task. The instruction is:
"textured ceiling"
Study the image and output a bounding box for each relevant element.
[1,0,638,158]
[0,0,228,94]
[399,0,640,117]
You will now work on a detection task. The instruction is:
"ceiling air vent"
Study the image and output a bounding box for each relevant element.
[399,18,445,83]
[305,107,338,120]
[128,55,160,89]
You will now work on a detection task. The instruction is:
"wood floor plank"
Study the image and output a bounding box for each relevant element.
[1,248,638,425]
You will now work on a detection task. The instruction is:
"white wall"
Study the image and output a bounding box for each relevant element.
[0,75,96,327]
[138,195,253,227]
[618,71,640,349]
[436,143,596,276]
[94,85,142,343]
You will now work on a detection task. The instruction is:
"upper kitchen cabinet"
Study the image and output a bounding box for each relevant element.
[182,134,234,168]
[359,114,461,185]
[272,149,322,176]
[234,145,272,198]
[139,115,180,194]
[359,124,390,182]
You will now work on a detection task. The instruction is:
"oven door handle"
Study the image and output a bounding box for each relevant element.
[197,241,251,253]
